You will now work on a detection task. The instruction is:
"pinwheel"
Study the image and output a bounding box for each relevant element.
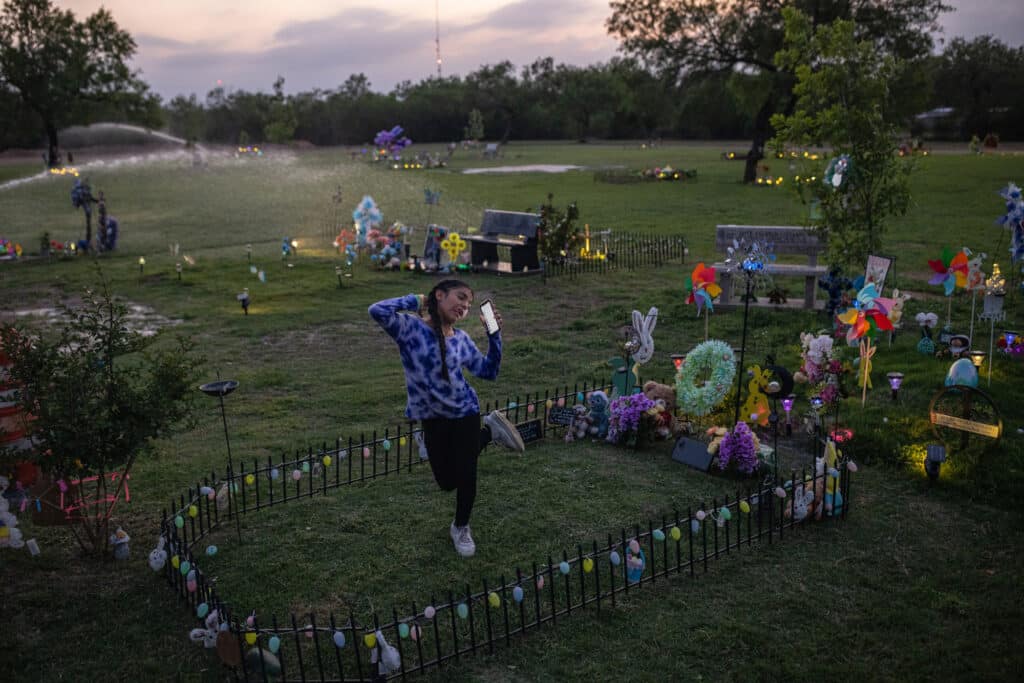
[837,283,894,405]
[440,232,467,264]
[684,263,722,341]
[927,247,968,296]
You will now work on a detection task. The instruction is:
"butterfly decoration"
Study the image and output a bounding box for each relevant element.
[684,263,722,315]
[424,188,441,205]
[836,283,894,343]
[927,247,968,296]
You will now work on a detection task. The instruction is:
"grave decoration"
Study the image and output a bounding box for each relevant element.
[373,125,412,160]
[995,182,1024,264]
[606,393,657,446]
[915,312,939,355]
[368,222,409,270]
[928,246,968,327]
[352,196,383,247]
[794,332,845,412]
[675,340,736,420]
[440,232,467,267]
[685,263,721,341]
[823,154,852,190]
[639,165,697,181]
[836,283,893,405]
[716,421,761,476]
[817,267,854,319]
[0,238,23,259]
[236,146,262,156]
[739,366,771,427]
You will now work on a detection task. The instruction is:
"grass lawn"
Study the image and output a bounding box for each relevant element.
[1,141,1022,681]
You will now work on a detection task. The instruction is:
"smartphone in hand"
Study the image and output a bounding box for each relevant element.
[480,299,500,335]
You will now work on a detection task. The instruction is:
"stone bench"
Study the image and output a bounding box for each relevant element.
[713,224,826,309]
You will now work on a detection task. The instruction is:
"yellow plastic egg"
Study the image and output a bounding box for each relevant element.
[245,474,255,486]
[739,501,751,514]
[188,505,198,518]
[488,592,500,608]
[670,526,682,541]
[322,455,332,467]
[363,633,377,649]
[582,558,594,573]
[171,555,180,569]
[245,632,257,645]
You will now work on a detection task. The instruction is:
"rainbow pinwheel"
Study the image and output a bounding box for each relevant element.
[837,283,894,343]
[927,247,968,296]
[684,263,722,315]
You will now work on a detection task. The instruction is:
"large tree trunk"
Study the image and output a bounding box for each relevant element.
[743,97,775,183]
[46,122,60,168]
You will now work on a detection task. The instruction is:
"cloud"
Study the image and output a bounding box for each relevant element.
[939,0,1024,47]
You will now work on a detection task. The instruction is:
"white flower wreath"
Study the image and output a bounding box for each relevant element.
[675,340,736,417]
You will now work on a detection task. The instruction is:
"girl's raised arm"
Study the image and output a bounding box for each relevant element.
[368,294,422,340]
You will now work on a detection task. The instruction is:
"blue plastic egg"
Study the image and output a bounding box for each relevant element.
[512,586,524,602]
[268,636,281,653]
[206,545,218,556]
[609,551,621,566]
[559,561,570,575]
[457,603,469,619]
[332,631,346,648]
[691,519,700,534]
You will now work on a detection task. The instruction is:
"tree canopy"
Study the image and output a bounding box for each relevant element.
[0,0,156,165]
[607,0,951,181]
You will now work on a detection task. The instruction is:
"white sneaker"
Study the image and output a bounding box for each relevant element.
[414,431,429,460]
[450,522,476,557]
[484,410,525,452]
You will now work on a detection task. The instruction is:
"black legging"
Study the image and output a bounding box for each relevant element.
[421,413,492,527]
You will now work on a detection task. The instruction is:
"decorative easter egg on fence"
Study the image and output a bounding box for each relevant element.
[268,635,281,653]
[246,615,255,627]
[695,510,706,521]
[245,631,257,645]
[652,529,666,542]
[609,551,621,566]
[270,468,280,480]
[457,603,469,619]
[243,474,254,486]
[582,558,594,573]
[546,399,553,409]
[527,403,535,414]
[847,461,858,472]
[196,602,209,619]
[382,439,392,451]
[557,397,565,407]
[626,549,646,584]
[828,467,840,479]
[187,579,197,593]
[512,586,524,602]
[559,561,570,575]
[363,633,377,649]
[774,486,787,498]
[398,623,410,639]
[536,576,545,589]
[488,592,500,608]
[180,560,191,575]
[200,486,213,496]
[302,462,310,473]
[188,505,198,518]
[739,501,751,514]
[690,519,700,534]
[670,526,682,541]
[205,546,217,560]
[174,515,185,528]
[291,469,302,481]
[507,402,517,409]
[322,455,332,467]
[577,392,584,402]
[332,631,346,648]
[423,606,436,620]
[171,555,180,569]
[628,539,640,554]
[720,506,732,521]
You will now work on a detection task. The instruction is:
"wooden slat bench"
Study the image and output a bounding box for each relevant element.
[713,224,827,309]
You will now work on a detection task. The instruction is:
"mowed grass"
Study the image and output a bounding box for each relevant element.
[1,141,1023,682]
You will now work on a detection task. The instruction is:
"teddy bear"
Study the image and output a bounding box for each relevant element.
[587,390,611,439]
[564,404,591,443]
[641,382,677,438]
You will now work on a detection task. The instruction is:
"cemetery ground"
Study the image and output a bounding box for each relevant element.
[1,141,1023,681]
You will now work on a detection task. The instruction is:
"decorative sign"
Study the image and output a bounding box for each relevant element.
[864,254,893,295]
[547,406,576,426]
[929,412,1001,439]
[515,419,543,445]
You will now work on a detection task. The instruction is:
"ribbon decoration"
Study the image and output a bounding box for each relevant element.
[440,233,467,263]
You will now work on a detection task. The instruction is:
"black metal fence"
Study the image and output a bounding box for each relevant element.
[542,231,686,282]
[158,378,853,682]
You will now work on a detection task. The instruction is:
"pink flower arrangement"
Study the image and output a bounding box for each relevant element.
[718,421,760,475]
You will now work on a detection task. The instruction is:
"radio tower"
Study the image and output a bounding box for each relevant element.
[434,0,442,78]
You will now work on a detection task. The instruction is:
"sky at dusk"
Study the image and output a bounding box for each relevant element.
[56,0,1024,100]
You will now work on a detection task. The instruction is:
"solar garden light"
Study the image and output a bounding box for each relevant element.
[670,354,684,372]
[237,288,250,315]
[246,243,252,263]
[924,443,946,482]
[335,265,343,289]
[138,256,145,278]
[887,372,904,402]
[1005,330,1020,351]
[175,262,182,281]
[199,378,241,539]
[782,394,796,436]
[968,350,986,369]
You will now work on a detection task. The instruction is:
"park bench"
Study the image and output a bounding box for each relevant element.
[713,224,827,309]
[463,209,541,274]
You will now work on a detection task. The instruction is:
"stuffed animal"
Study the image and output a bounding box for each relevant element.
[642,381,678,437]
[740,365,771,427]
[887,289,911,327]
[784,484,815,522]
[565,404,591,443]
[965,251,986,292]
[587,390,611,439]
[705,426,728,455]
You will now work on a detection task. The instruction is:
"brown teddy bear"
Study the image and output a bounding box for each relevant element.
[642,381,678,438]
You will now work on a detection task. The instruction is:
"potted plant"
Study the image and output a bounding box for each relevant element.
[0,272,202,555]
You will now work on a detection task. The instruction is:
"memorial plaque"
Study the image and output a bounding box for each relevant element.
[671,437,714,472]
[547,406,576,426]
[516,419,543,445]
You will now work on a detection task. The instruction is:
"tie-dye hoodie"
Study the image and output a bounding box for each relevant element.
[369,294,501,419]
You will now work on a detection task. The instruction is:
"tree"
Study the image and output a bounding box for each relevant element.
[770,9,913,268]
[464,108,485,141]
[932,36,1024,140]
[264,76,297,144]
[0,272,202,554]
[607,0,951,182]
[0,0,152,166]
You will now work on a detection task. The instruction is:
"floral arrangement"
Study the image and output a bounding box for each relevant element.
[717,421,761,475]
[606,393,656,445]
[675,340,736,417]
[794,332,847,407]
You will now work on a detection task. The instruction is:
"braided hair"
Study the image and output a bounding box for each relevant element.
[425,279,472,382]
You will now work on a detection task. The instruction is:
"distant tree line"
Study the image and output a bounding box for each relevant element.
[0,22,1021,154]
